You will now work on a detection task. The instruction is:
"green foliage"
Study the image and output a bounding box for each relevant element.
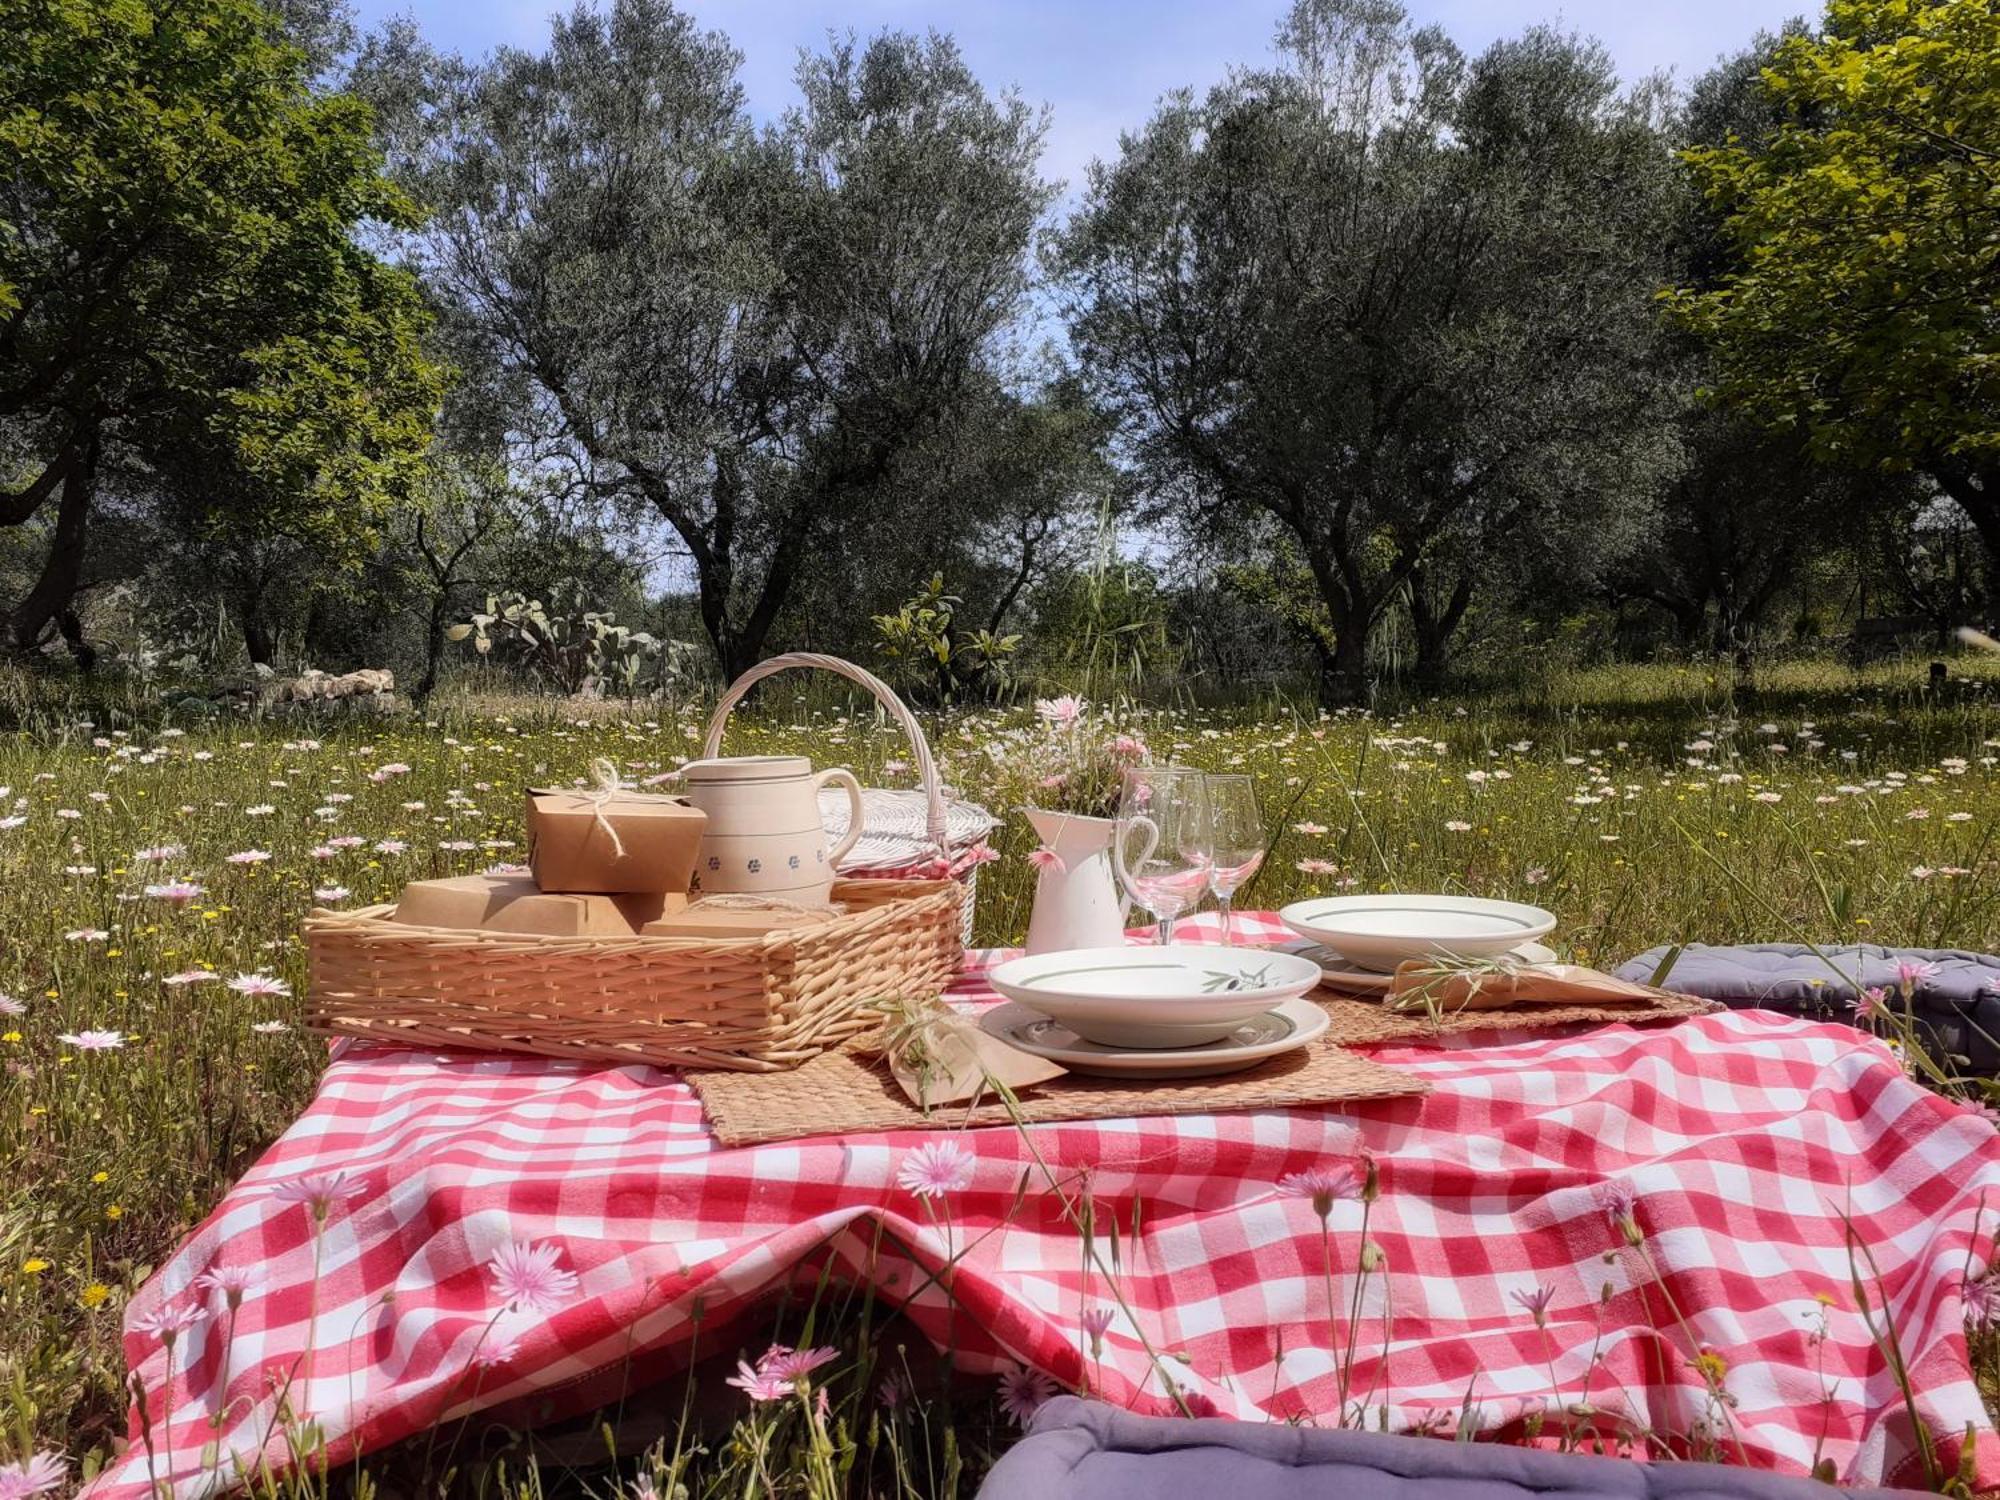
[1056,0,1680,700]
[1666,0,2000,474]
[371,2,1051,677]
[450,586,700,699]
[0,0,444,554]
[871,575,1020,703]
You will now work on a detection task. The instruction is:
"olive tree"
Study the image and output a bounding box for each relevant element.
[1054,0,1678,700]
[366,1,1052,677]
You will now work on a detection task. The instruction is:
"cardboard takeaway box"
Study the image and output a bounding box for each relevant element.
[525,786,706,894]
[393,873,687,936]
[639,904,840,941]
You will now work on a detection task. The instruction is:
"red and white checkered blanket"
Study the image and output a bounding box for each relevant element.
[90,913,2000,1498]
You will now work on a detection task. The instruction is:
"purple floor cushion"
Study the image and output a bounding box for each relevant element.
[978,1398,1922,1500]
[1612,942,2000,1073]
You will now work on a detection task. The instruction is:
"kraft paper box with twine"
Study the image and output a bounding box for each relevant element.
[526,760,706,894]
[1387,960,1666,1015]
[392,874,687,936]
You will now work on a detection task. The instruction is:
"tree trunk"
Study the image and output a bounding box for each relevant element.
[1409,570,1475,684]
[240,591,275,668]
[7,428,97,659]
[415,594,448,703]
[1318,624,1370,706]
[1934,463,2000,583]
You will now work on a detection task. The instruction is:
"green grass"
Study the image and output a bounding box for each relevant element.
[1,655,1998,1490]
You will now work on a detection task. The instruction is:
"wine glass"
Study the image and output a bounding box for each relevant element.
[1113,766,1211,945]
[1206,774,1265,945]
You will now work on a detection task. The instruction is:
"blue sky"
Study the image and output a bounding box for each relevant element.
[350,0,1813,189]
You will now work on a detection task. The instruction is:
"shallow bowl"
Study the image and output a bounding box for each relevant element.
[985,943,1326,1048]
[1278,894,1557,974]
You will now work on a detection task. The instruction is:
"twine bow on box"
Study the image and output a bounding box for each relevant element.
[582,757,629,859]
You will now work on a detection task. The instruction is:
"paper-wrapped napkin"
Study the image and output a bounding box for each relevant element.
[1386,960,1663,1014]
[871,1000,1066,1109]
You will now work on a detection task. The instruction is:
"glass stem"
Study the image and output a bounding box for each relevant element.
[1155,910,1175,945]
[1218,894,1233,946]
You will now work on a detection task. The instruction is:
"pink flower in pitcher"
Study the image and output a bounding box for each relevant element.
[1026,846,1067,876]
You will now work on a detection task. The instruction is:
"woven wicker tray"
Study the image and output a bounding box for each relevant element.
[689,1035,1429,1147]
[688,983,1716,1145]
[1315,989,1720,1044]
[305,878,962,1072]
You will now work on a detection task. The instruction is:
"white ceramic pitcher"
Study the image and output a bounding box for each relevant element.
[680,755,864,904]
[1021,808,1158,955]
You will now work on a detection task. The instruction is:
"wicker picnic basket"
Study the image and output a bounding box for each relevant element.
[700,653,997,942]
[303,877,962,1072]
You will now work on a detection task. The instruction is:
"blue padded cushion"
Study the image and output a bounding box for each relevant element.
[1613,942,2000,1072]
[976,1398,1923,1500]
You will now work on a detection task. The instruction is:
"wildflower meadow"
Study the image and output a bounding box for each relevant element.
[3,656,2000,1494]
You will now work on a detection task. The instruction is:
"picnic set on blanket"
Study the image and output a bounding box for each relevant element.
[92,656,2000,1500]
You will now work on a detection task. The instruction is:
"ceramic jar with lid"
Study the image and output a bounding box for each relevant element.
[678,755,864,904]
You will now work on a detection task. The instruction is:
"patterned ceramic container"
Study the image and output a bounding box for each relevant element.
[680,755,864,903]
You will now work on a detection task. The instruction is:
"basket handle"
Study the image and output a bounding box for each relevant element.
[700,652,948,851]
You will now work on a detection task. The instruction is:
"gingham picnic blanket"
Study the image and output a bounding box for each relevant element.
[92,913,2000,1499]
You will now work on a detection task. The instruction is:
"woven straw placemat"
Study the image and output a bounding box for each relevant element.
[1315,988,1719,1045]
[688,1034,1428,1148]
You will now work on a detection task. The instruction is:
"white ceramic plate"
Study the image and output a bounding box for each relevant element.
[980,997,1329,1079]
[986,943,1326,1048]
[1275,936,1559,993]
[1279,894,1558,973]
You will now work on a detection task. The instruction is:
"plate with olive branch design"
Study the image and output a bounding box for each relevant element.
[980,996,1330,1078]
[985,943,1326,1048]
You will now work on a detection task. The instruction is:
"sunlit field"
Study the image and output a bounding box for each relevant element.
[4,654,1999,1484]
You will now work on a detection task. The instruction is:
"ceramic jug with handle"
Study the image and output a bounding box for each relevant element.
[680,755,864,904]
[1021,808,1158,954]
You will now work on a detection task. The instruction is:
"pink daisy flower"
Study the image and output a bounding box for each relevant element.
[227,973,291,998]
[486,1240,580,1316]
[163,969,218,987]
[142,880,205,905]
[1025,846,1066,875]
[224,849,271,865]
[133,1302,210,1346]
[194,1263,259,1309]
[724,1358,789,1403]
[898,1141,976,1200]
[0,1451,67,1500]
[269,1170,367,1220]
[1080,1304,1115,1352]
[1278,1163,1361,1218]
[759,1345,839,1383]
[1895,959,1938,995]
[59,1029,126,1052]
[470,1339,520,1370]
[997,1364,1057,1427]
[1599,1179,1642,1244]
[1511,1283,1556,1326]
